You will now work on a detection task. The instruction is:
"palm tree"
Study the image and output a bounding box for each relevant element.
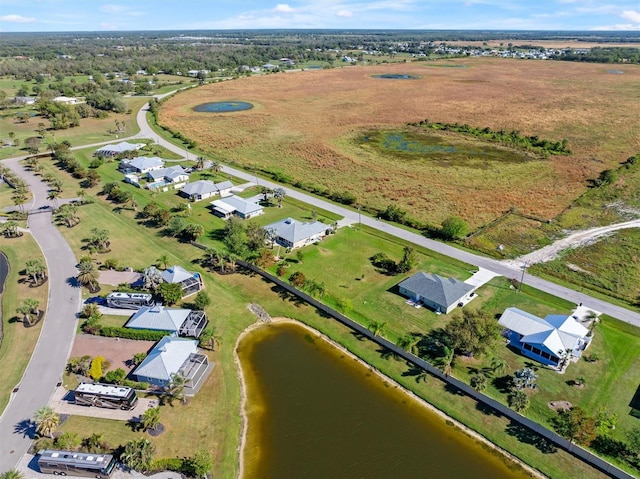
[33,406,59,438]
[17,299,40,326]
[82,432,107,453]
[141,406,161,432]
[195,156,205,170]
[368,320,387,337]
[398,334,420,355]
[0,469,25,479]
[273,187,286,208]
[198,327,221,351]
[77,261,99,290]
[166,373,186,404]
[3,221,19,238]
[25,258,46,285]
[121,438,156,473]
[76,189,86,204]
[490,357,507,376]
[57,204,79,227]
[81,302,101,320]
[156,254,170,270]
[209,161,221,175]
[435,344,455,376]
[12,193,27,213]
[47,189,61,207]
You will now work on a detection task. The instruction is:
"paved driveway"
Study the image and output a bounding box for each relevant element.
[49,387,157,421]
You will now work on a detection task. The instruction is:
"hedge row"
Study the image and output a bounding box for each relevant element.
[98,326,170,341]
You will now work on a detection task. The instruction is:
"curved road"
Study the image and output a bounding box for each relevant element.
[135,102,640,326]
[0,157,82,470]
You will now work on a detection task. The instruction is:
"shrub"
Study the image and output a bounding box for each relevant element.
[54,432,81,450]
[99,326,169,341]
[150,458,185,473]
[121,379,150,390]
[103,368,126,384]
[89,356,105,381]
[289,271,307,288]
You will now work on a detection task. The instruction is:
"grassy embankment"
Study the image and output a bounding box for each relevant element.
[0,233,48,413]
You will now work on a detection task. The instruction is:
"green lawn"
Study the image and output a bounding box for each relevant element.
[0,233,48,413]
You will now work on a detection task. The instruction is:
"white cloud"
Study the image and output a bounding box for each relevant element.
[273,4,296,13]
[0,14,36,23]
[621,10,640,23]
[100,4,143,16]
[591,23,640,30]
[336,10,353,17]
[100,22,119,30]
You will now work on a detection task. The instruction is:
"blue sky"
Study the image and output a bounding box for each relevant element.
[1,1,640,32]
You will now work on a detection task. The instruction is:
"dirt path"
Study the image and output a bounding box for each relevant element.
[505,218,640,268]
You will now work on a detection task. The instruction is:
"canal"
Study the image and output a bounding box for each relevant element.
[239,322,534,479]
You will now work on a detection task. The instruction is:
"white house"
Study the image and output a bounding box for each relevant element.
[125,304,207,338]
[210,195,263,220]
[265,217,330,250]
[161,265,203,298]
[179,180,233,202]
[119,156,165,174]
[52,96,80,105]
[132,336,209,389]
[498,307,593,370]
[94,141,145,158]
[146,165,190,191]
[397,272,475,314]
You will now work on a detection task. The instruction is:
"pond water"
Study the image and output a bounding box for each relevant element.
[372,73,420,79]
[239,322,532,479]
[0,252,8,295]
[193,101,253,112]
[607,70,624,75]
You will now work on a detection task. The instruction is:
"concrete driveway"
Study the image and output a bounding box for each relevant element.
[49,387,158,421]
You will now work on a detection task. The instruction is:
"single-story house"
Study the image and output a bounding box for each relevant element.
[12,96,36,106]
[179,180,233,202]
[265,217,330,250]
[125,304,207,338]
[210,195,263,220]
[119,156,165,174]
[398,272,475,314]
[161,265,203,298]
[94,141,145,157]
[52,96,80,104]
[132,336,209,388]
[146,165,190,190]
[498,307,592,369]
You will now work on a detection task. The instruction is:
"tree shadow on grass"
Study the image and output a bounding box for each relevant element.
[377,346,402,361]
[492,375,513,394]
[351,330,367,341]
[475,400,501,417]
[444,382,465,397]
[505,421,558,454]
[270,284,306,307]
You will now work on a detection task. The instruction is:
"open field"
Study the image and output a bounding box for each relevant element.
[0,233,48,413]
[159,58,640,230]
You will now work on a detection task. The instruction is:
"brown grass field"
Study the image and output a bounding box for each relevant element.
[159,58,640,228]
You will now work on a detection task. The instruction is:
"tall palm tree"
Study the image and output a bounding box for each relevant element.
[398,334,421,355]
[491,357,507,376]
[435,344,455,376]
[47,189,61,208]
[77,261,99,290]
[156,254,169,270]
[12,193,27,213]
[33,406,59,438]
[166,373,186,404]
[273,187,286,208]
[121,438,156,473]
[369,320,387,337]
[141,406,161,432]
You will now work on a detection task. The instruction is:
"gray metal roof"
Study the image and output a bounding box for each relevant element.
[133,336,198,382]
[148,165,187,181]
[398,272,474,309]
[210,195,263,215]
[180,180,217,196]
[126,304,191,332]
[161,265,195,284]
[265,217,328,244]
[125,156,165,171]
[95,141,144,154]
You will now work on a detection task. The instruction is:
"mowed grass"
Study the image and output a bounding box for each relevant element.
[0,233,48,413]
[159,58,640,230]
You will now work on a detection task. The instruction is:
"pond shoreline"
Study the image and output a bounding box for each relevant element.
[234,317,545,479]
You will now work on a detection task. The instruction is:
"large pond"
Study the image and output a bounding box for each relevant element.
[372,73,420,79]
[0,252,8,295]
[239,322,532,479]
[193,101,253,113]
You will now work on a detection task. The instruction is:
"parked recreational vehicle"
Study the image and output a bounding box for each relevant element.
[74,383,138,410]
[105,291,153,310]
[38,449,116,478]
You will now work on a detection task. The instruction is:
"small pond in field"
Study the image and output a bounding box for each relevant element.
[607,70,624,75]
[193,101,253,112]
[372,73,420,79]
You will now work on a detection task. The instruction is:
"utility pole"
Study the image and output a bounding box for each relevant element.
[518,261,528,293]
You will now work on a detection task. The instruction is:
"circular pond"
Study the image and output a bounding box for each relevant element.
[372,73,420,80]
[193,101,254,112]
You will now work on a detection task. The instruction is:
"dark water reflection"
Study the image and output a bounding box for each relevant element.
[239,322,533,479]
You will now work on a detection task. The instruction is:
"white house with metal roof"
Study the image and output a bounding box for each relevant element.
[265,217,330,250]
[146,165,190,191]
[210,195,264,220]
[397,272,475,314]
[94,141,145,157]
[132,336,209,388]
[119,156,165,174]
[179,180,233,202]
[125,304,207,338]
[498,307,592,369]
[161,265,203,298]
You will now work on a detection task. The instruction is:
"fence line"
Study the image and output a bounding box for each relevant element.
[236,258,634,479]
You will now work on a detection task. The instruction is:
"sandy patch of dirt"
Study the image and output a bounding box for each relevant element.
[70,334,155,372]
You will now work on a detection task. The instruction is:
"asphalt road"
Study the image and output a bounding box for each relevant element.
[134,101,640,326]
[0,158,81,471]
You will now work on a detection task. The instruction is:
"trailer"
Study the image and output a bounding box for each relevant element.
[105,291,153,310]
[74,383,138,410]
